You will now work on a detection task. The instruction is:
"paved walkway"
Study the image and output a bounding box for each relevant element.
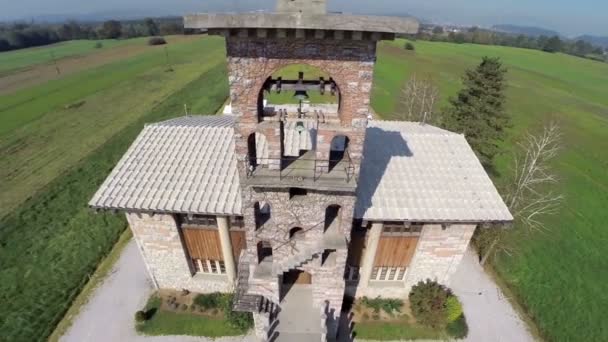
[273,284,322,342]
[61,240,255,342]
[451,247,535,342]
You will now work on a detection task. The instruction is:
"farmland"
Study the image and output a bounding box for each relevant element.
[0,34,607,342]
[372,39,608,342]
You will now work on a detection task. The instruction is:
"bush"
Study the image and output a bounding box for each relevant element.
[94,41,103,49]
[446,314,468,339]
[404,42,415,51]
[408,279,451,327]
[446,296,463,323]
[220,294,253,331]
[194,292,223,310]
[361,296,403,315]
[148,36,167,45]
[135,310,147,322]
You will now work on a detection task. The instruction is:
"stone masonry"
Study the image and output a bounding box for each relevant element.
[126,212,233,293]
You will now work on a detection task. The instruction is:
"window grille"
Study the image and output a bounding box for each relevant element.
[181,214,217,228]
[371,266,407,281]
[382,222,423,237]
[191,258,226,275]
[344,265,360,281]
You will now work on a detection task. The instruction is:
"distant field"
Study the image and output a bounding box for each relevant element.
[0,36,229,341]
[0,38,139,75]
[372,39,608,342]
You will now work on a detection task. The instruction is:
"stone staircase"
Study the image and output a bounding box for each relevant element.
[273,244,322,275]
[233,251,263,312]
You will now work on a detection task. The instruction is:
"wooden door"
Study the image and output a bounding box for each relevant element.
[374,236,419,267]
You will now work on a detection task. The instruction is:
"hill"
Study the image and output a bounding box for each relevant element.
[492,24,561,37]
[576,34,608,48]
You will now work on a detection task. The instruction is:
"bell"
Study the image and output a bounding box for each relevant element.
[295,121,306,134]
[293,90,309,101]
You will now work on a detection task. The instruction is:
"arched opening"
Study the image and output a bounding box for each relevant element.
[254,201,271,230]
[257,241,273,264]
[289,227,304,239]
[329,135,350,171]
[258,64,341,123]
[324,204,341,234]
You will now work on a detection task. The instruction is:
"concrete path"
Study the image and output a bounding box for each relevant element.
[61,240,255,342]
[450,247,535,342]
[273,284,322,342]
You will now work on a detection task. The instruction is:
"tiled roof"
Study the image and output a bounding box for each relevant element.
[89,115,241,215]
[354,121,513,222]
[90,116,512,223]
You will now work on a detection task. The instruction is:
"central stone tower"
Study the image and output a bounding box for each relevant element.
[186,1,418,340]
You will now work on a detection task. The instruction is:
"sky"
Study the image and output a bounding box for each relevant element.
[0,0,606,37]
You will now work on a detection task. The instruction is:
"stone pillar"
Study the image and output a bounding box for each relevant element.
[217,216,237,283]
[359,222,383,286]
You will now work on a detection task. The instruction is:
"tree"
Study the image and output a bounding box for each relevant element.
[398,74,440,123]
[100,20,122,39]
[144,18,159,36]
[432,26,444,35]
[404,42,415,51]
[543,35,563,53]
[476,123,562,264]
[444,57,509,166]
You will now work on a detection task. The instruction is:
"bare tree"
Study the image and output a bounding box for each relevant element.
[398,74,440,123]
[479,122,563,265]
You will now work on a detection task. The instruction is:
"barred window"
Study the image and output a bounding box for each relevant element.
[371,266,407,281]
[382,222,423,236]
[344,265,360,281]
[181,214,217,228]
[230,216,245,230]
[192,258,226,275]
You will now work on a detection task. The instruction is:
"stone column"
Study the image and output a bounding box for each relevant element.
[217,216,237,283]
[358,222,383,286]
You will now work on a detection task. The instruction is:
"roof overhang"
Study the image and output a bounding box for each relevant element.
[184,13,419,35]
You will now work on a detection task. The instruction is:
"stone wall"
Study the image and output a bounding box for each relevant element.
[403,224,476,290]
[126,212,233,293]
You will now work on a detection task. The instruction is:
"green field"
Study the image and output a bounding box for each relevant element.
[372,40,608,342]
[0,35,229,341]
[0,38,146,75]
[1,35,606,342]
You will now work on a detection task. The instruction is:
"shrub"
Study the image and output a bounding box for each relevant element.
[361,296,403,315]
[94,41,103,49]
[404,42,415,51]
[220,294,253,331]
[446,296,463,323]
[447,314,469,339]
[135,310,147,322]
[194,292,223,310]
[148,36,167,45]
[408,279,451,327]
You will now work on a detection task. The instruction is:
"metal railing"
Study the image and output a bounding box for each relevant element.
[246,152,355,184]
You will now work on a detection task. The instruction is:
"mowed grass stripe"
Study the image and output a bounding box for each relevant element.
[0,38,144,76]
[0,35,225,136]
[372,40,608,342]
[0,36,226,218]
[0,64,229,342]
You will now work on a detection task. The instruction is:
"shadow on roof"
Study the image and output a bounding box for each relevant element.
[355,127,412,218]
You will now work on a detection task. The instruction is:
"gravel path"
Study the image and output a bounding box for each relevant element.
[61,240,255,342]
[62,239,534,342]
[451,247,535,342]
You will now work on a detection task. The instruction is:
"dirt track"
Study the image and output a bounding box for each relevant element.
[0,36,199,95]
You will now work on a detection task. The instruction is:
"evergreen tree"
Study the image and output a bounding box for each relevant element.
[444,57,509,167]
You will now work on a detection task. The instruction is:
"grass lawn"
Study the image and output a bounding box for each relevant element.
[354,321,447,340]
[0,63,229,342]
[136,295,247,337]
[0,38,145,75]
[0,35,226,218]
[372,39,608,342]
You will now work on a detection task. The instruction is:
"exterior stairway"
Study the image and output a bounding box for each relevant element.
[273,231,347,276]
[233,251,263,312]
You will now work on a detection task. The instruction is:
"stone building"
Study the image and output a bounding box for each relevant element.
[90,1,512,341]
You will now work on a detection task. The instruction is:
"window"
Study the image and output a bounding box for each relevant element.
[181,214,217,228]
[371,266,407,281]
[254,202,271,230]
[192,258,226,275]
[344,265,360,281]
[382,222,423,236]
[230,216,245,230]
[289,187,307,199]
[289,227,304,239]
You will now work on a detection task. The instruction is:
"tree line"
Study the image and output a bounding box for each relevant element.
[406,26,606,62]
[0,17,192,52]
